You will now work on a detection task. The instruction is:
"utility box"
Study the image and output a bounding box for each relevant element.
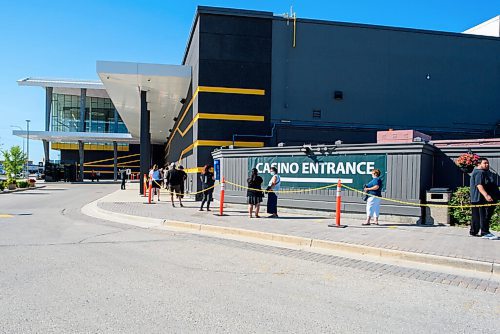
[425,188,452,225]
[377,130,431,144]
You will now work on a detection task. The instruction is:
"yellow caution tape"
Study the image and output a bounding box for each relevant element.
[222,179,499,209]
[224,180,338,194]
[149,179,218,196]
[340,184,499,209]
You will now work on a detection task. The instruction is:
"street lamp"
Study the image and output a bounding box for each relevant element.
[26,120,30,176]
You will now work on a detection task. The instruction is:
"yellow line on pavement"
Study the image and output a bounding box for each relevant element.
[0,214,14,218]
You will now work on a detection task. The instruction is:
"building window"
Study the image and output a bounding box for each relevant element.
[50,93,129,150]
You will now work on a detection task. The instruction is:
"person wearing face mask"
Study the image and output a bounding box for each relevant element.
[362,169,383,225]
[266,166,281,218]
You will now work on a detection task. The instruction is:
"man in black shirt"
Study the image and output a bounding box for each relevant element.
[469,158,499,239]
[166,163,184,207]
[120,169,127,190]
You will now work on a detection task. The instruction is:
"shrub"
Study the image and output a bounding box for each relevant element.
[449,187,472,225]
[449,186,500,232]
[1,146,26,184]
[17,181,29,188]
[0,181,4,191]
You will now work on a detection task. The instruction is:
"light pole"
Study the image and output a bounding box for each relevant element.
[26,120,30,176]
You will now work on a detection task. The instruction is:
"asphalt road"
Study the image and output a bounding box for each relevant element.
[0,184,499,333]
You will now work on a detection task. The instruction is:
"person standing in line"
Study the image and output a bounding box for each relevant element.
[199,164,215,211]
[266,167,281,218]
[120,169,127,190]
[362,169,383,226]
[166,163,184,207]
[152,164,162,201]
[96,171,100,182]
[247,168,264,218]
[470,157,499,239]
[90,170,95,182]
[163,164,170,189]
[178,165,187,200]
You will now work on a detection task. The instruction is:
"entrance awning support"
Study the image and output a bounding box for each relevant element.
[43,87,53,163]
[113,141,118,181]
[78,88,86,181]
[139,90,151,194]
[78,141,84,181]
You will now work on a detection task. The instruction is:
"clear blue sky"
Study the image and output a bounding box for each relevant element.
[0,0,498,162]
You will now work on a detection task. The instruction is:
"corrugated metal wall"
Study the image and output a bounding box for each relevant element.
[214,143,433,218]
[214,142,500,220]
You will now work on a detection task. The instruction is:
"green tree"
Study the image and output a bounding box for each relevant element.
[2,145,26,183]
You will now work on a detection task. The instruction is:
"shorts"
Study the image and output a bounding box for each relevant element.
[169,184,182,197]
[152,180,162,188]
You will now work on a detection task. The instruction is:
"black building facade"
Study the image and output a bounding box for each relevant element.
[166,6,500,181]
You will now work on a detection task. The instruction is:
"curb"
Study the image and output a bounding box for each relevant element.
[163,220,498,276]
[82,197,499,277]
[0,185,46,194]
[82,198,165,229]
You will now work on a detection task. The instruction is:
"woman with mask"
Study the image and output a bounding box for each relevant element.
[266,166,281,218]
[247,168,264,218]
[363,169,383,225]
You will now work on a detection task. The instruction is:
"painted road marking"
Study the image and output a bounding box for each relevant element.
[0,214,14,218]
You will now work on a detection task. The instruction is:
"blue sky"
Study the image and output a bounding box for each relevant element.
[0,0,498,162]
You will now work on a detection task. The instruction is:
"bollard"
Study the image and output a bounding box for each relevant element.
[143,175,148,197]
[148,182,152,204]
[328,179,347,228]
[218,177,225,216]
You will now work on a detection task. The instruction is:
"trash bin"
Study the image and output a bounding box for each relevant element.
[425,188,452,225]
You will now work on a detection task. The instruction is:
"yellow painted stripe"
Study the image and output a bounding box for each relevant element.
[83,170,130,174]
[0,214,14,218]
[178,113,200,137]
[179,142,196,159]
[84,153,140,165]
[167,85,266,154]
[177,113,264,139]
[197,140,265,148]
[198,86,265,95]
[177,140,264,163]
[198,113,264,122]
[84,160,140,167]
[52,143,130,152]
[184,167,203,174]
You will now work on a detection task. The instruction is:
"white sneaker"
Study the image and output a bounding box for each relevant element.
[481,233,499,240]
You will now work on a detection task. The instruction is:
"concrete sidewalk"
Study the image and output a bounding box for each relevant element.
[83,183,500,276]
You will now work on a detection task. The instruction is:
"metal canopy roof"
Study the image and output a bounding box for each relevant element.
[96,61,192,145]
[12,130,140,144]
[17,77,108,98]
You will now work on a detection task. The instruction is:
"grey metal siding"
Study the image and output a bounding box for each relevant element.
[213,143,430,218]
[271,18,500,141]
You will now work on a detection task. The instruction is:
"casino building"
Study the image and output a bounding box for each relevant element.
[15,7,500,191]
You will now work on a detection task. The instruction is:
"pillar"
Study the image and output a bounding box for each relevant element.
[113,141,118,181]
[78,141,84,181]
[79,88,87,132]
[114,108,119,133]
[78,88,86,182]
[139,90,150,194]
[44,87,53,163]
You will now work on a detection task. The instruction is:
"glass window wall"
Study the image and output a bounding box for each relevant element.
[50,93,129,150]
